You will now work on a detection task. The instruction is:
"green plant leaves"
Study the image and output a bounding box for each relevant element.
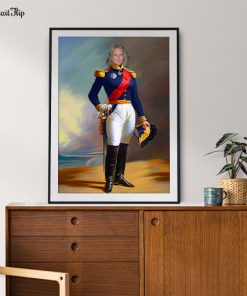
[240,163,247,175]
[232,141,247,147]
[207,133,247,178]
[204,150,224,156]
[215,133,238,148]
[240,156,247,163]
[224,143,243,157]
[217,164,234,176]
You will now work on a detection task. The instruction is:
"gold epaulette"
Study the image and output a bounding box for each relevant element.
[94,67,110,78]
[124,68,137,79]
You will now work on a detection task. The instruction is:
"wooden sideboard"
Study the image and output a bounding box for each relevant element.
[6,205,247,296]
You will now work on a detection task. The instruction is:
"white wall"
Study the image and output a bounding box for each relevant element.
[1,0,247,291]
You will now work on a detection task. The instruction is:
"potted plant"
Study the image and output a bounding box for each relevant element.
[206,133,247,205]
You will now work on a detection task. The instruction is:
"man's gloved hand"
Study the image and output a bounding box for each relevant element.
[141,120,150,130]
[96,104,112,112]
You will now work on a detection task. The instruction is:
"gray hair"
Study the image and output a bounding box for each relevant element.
[106,44,129,67]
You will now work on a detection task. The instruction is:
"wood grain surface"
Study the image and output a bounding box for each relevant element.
[10,210,139,237]
[145,210,247,296]
[10,262,139,296]
[11,236,139,262]
[7,206,247,296]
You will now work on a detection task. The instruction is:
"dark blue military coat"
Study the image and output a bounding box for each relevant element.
[88,64,146,120]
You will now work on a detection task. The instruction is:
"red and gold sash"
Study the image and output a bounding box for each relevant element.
[108,69,131,104]
[99,69,131,134]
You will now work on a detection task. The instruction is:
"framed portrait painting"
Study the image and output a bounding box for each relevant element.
[49,27,179,204]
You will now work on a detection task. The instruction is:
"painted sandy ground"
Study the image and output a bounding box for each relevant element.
[59,159,170,193]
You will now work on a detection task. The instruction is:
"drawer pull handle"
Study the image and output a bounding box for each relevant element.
[71,217,79,225]
[151,218,159,226]
[71,275,79,283]
[71,242,80,252]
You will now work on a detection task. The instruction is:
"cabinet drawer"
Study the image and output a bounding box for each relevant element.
[11,236,139,262]
[10,210,139,237]
[10,262,140,296]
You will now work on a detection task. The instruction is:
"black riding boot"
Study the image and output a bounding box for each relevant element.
[105,145,119,193]
[114,143,135,187]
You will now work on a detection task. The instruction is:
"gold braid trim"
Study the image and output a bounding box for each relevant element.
[124,67,137,79]
[96,104,102,111]
[138,116,147,122]
[108,100,131,104]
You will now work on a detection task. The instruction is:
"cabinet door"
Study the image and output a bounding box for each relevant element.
[144,210,247,296]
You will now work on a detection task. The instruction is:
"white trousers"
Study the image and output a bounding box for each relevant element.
[106,104,136,146]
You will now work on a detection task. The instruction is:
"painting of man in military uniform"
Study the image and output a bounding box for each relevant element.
[49,28,179,203]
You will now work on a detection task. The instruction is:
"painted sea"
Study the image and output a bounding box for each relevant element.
[59,152,103,168]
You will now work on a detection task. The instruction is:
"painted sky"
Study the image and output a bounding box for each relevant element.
[58,36,170,161]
